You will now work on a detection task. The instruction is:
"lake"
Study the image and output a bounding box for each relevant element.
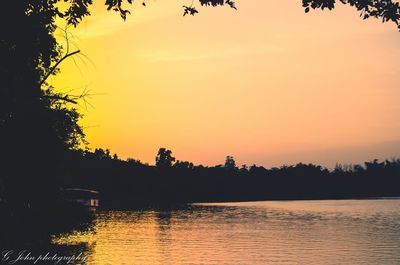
[53,199,400,265]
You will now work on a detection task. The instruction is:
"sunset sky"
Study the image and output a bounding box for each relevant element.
[53,0,400,168]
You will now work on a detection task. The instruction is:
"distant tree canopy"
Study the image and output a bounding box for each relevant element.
[224,156,237,170]
[174,160,195,170]
[60,148,400,207]
[156,148,176,168]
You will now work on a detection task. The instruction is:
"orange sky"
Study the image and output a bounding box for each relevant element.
[53,0,400,168]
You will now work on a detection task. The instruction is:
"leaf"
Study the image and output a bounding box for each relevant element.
[183,6,199,16]
[225,0,237,10]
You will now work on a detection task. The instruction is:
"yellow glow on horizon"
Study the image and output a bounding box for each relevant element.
[53,0,400,167]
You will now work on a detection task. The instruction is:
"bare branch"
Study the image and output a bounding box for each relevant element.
[39,50,80,88]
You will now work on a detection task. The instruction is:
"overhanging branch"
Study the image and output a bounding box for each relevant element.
[41,94,78,104]
[39,50,80,87]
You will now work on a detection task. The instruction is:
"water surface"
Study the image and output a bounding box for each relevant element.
[53,199,400,264]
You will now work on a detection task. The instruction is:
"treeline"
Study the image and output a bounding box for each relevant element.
[59,148,400,209]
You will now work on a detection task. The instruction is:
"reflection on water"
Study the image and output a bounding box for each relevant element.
[53,199,400,265]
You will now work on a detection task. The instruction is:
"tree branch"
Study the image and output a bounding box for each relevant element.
[41,94,78,104]
[39,50,80,87]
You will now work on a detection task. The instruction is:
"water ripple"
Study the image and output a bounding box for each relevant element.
[53,199,400,265]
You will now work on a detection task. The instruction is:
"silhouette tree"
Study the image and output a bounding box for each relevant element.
[240,164,249,173]
[174,160,195,169]
[224,156,237,170]
[156,148,176,168]
[93,148,112,160]
[365,159,385,172]
[0,1,92,211]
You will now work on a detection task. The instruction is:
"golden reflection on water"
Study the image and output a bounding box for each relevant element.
[53,200,400,265]
[54,211,159,264]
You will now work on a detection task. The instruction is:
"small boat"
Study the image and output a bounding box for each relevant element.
[63,188,100,210]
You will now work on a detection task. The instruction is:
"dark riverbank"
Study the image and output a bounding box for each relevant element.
[55,149,400,210]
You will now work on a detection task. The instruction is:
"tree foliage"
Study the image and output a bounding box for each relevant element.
[64,148,400,207]
[224,156,237,170]
[303,0,400,30]
[156,148,176,168]
[105,0,400,30]
[0,1,87,152]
